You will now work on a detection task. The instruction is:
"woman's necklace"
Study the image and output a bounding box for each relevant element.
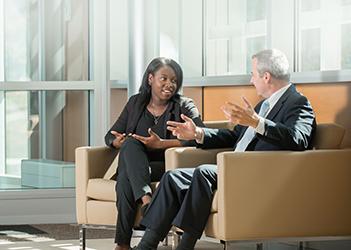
[148,102,168,125]
[152,114,160,125]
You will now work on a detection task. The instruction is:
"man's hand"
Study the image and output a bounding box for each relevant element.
[132,128,164,149]
[111,131,126,148]
[167,114,197,140]
[221,96,260,128]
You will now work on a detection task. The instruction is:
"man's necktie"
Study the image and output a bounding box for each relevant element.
[234,100,270,152]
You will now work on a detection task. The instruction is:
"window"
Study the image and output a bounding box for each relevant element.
[0,90,89,189]
[300,28,321,71]
[298,0,351,71]
[4,0,88,81]
[205,0,269,75]
[109,0,203,80]
[110,0,128,80]
[105,0,351,81]
[0,0,90,190]
[341,23,351,69]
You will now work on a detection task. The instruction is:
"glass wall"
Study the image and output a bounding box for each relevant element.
[0,0,90,190]
[109,0,203,81]
[298,0,351,71]
[0,90,89,190]
[109,0,351,81]
[205,0,295,76]
[159,0,203,77]
[4,0,88,81]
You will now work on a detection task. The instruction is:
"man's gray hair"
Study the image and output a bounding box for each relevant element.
[252,49,290,82]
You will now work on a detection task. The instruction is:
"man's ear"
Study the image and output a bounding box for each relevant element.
[264,72,271,82]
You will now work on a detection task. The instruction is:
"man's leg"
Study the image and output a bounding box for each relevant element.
[136,168,196,249]
[141,168,196,239]
[136,164,217,249]
[173,164,218,250]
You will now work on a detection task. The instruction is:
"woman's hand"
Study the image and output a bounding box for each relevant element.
[167,114,197,140]
[111,131,126,148]
[132,128,164,149]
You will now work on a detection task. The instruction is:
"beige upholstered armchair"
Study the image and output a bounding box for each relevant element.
[75,146,117,249]
[76,144,165,249]
[76,146,158,248]
[165,123,351,249]
[74,121,230,249]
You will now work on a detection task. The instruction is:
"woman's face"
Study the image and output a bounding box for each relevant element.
[148,65,178,103]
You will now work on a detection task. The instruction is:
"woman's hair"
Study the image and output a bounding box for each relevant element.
[139,57,183,104]
[252,49,290,82]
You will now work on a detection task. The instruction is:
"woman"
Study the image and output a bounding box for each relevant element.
[104,57,204,250]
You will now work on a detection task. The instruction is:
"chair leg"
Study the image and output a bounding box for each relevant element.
[171,231,180,250]
[298,241,305,250]
[79,225,86,250]
[256,243,263,250]
[162,235,168,246]
[221,240,229,250]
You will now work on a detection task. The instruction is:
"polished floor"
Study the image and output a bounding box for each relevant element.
[0,237,221,250]
[0,224,350,250]
[1,236,351,250]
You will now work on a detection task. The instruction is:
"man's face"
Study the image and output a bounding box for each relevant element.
[250,58,269,98]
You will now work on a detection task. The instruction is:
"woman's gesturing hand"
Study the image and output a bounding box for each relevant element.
[111,131,127,148]
[132,128,164,149]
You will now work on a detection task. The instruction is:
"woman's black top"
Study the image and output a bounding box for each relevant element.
[105,93,205,160]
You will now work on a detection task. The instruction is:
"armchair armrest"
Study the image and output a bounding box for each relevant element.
[75,146,118,224]
[214,149,351,240]
[165,147,231,171]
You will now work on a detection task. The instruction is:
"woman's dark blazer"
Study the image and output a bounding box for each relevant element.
[105,93,204,147]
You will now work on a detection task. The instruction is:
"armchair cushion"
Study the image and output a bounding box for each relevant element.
[165,147,231,171]
[87,179,116,202]
[211,191,218,213]
[313,123,345,149]
[86,179,159,203]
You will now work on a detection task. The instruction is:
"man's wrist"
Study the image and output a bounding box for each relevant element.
[255,116,266,135]
[194,127,204,144]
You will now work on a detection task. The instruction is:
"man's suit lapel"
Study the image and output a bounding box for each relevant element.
[242,84,295,151]
[265,84,295,121]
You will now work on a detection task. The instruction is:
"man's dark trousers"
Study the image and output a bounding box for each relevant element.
[140,164,218,240]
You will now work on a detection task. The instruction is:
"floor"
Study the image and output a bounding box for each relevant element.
[0,237,292,250]
[1,236,351,250]
[0,224,350,250]
[0,237,221,250]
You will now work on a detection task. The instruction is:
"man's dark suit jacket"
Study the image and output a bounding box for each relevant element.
[105,93,204,148]
[201,85,316,151]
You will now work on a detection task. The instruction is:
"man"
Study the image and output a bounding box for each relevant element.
[133,49,316,250]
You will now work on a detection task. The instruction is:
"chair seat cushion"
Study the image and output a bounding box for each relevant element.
[211,190,218,212]
[87,178,117,201]
[87,178,160,202]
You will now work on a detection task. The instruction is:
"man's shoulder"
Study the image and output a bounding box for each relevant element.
[284,85,310,104]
